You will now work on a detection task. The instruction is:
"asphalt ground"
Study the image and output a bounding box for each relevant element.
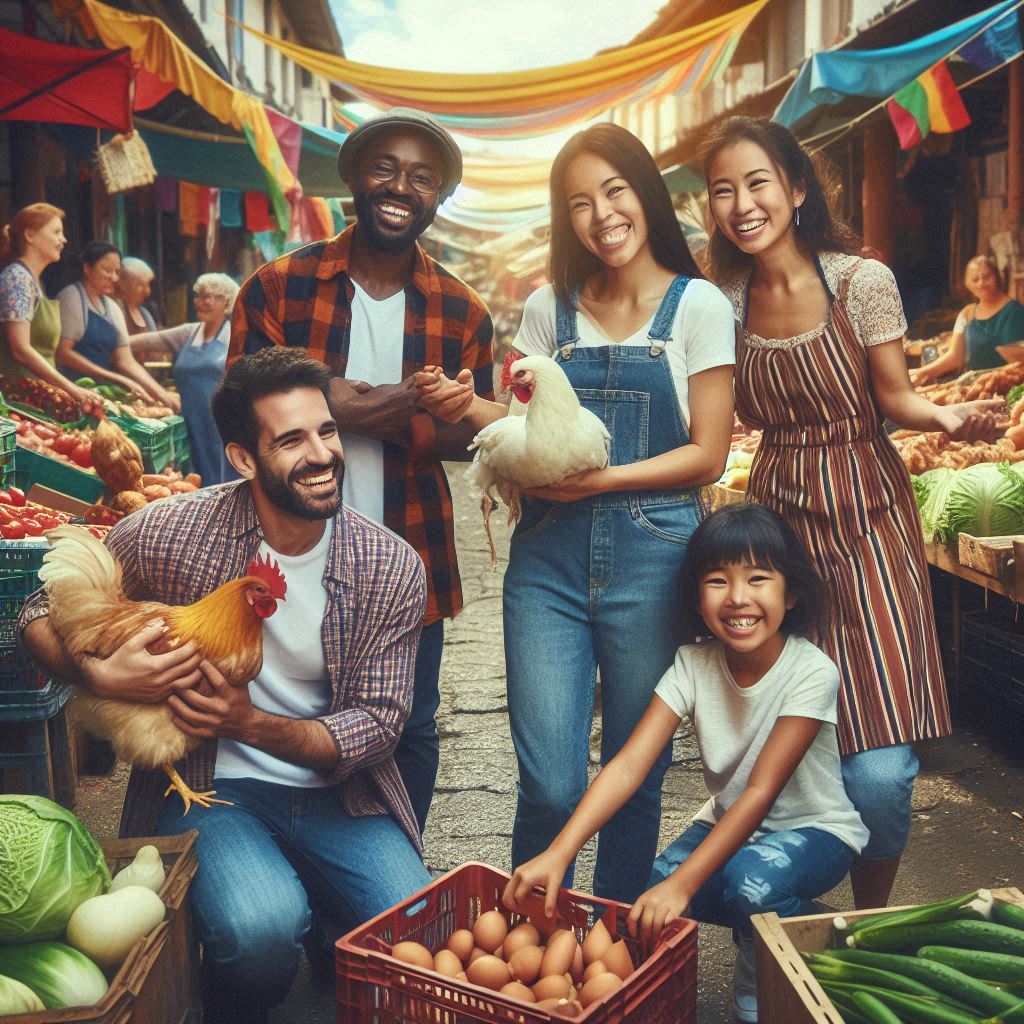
[73,466,1024,1023]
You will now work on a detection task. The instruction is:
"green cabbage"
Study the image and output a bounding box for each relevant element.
[914,468,958,540]
[0,973,44,1012]
[937,462,1024,543]
[0,942,107,1008]
[0,796,110,944]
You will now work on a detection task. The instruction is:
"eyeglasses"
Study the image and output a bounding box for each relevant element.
[366,160,440,195]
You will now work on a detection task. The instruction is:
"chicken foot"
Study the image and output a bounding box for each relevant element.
[481,496,498,571]
[163,764,234,813]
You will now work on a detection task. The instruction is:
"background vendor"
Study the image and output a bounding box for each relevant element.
[56,241,180,412]
[0,203,97,406]
[129,272,238,484]
[911,255,1024,384]
[115,256,158,336]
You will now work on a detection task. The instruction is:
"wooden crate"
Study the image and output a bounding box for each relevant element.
[751,886,1024,1024]
[958,534,1024,588]
[6,831,201,1024]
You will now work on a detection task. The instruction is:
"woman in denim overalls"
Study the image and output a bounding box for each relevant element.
[418,125,735,901]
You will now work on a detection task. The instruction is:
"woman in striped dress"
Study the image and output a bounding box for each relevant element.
[701,117,1001,909]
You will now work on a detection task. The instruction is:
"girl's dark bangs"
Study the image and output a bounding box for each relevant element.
[689,512,788,578]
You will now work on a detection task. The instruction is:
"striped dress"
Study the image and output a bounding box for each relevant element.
[725,253,951,755]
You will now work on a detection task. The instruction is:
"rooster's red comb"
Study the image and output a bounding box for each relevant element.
[246,553,287,600]
[500,350,524,391]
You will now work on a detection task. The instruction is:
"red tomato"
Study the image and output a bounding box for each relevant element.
[85,526,107,538]
[51,434,76,456]
[33,425,57,442]
[70,442,93,469]
[7,487,26,507]
[19,517,42,536]
[32,513,59,530]
[14,421,28,436]
[0,522,25,539]
[0,491,10,505]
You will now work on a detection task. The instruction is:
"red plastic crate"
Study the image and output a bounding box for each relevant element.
[335,861,697,1024]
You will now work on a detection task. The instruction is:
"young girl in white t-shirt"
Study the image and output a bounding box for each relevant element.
[503,502,868,1023]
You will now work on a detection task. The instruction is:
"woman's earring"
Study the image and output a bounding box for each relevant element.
[794,206,801,227]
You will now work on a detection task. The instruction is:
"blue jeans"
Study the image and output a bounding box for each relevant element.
[156,777,430,1007]
[841,743,920,860]
[394,620,444,834]
[648,821,855,936]
[506,497,698,903]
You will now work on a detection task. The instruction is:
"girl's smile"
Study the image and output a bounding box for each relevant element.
[699,560,794,680]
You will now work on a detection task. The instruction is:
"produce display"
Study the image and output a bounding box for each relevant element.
[894,435,1024,475]
[807,889,1024,1023]
[0,796,167,1014]
[0,377,97,423]
[384,902,641,1015]
[8,413,94,471]
[917,362,1024,406]
[75,378,174,420]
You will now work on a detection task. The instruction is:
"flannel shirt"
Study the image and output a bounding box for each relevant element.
[17,482,427,851]
[228,224,494,626]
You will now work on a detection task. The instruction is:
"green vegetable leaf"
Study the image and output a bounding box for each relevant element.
[937,462,1024,543]
[0,796,110,944]
[1007,383,1024,411]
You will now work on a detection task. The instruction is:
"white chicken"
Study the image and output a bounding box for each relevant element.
[470,352,610,565]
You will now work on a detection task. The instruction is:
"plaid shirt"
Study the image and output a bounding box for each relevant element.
[18,483,427,851]
[229,224,494,626]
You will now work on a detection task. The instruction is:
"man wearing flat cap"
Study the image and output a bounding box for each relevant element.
[230,109,493,839]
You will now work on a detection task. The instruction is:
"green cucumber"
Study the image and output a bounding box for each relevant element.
[918,947,1024,984]
[806,953,948,996]
[852,991,907,1024]
[819,982,980,1024]
[976,998,1024,1023]
[850,920,1024,957]
[814,949,1017,1014]
[993,904,1024,933]
[841,891,987,937]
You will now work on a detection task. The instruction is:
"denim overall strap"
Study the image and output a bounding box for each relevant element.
[647,275,691,356]
[554,288,582,357]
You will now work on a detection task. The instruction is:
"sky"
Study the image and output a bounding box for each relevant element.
[329,0,667,74]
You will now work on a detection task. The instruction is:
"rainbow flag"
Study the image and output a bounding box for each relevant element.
[886,60,970,150]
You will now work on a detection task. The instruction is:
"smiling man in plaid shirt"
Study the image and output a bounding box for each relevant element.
[230,108,494,836]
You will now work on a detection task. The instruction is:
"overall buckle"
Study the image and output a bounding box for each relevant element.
[648,339,666,357]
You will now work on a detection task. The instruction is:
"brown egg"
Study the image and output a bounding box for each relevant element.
[540,929,578,980]
[582,959,608,982]
[570,943,584,984]
[552,999,584,1018]
[536,999,564,1011]
[456,971,467,981]
[446,929,475,962]
[500,981,537,1003]
[503,922,541,959]
[433,949,463,977]
[582,918,613,965]
[532,975,571,1002]
[467,954,511,991]
[467,947,489,965]
[519,891,560,937]
[391,941,434,970]
[579,971,622,1007]
[473,910,509,953]
[509,945,544,985]
[602,940,635,981]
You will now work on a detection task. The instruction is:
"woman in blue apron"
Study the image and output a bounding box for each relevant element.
[129,273,238,485]
[56,241,179,412]
[417,125,736,902]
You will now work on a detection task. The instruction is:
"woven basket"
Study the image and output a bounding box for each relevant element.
[707,482,748,512]
[95,132,157,194]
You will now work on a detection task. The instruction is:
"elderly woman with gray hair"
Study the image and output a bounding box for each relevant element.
[130,272,239,484]
[115,257,158,336]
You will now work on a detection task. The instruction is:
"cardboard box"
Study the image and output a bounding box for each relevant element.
[751,886,1024,1024]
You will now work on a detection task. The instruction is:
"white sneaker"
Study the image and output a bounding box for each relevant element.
[732,933,758,1023]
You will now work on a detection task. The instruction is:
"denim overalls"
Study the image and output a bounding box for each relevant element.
[504,276,702,903]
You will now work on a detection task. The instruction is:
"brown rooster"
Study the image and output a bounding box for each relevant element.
[38,526,287,811]
[90,418,145,495]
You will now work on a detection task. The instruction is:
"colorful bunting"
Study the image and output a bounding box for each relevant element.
[886,61,970,150]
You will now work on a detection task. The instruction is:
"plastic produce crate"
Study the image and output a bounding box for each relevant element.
[0,542,49,689]
[0,417,16,485]
[961,607,1024,713]
[0,680,74,802]
[2,831,202,1024]
[11,447,106,504]
[167,415,188,464]
[336,861,698,1024]
[110,415,174,473]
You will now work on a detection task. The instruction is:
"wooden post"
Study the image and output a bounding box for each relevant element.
[862,121,897,265]
[1008,56,1023,232]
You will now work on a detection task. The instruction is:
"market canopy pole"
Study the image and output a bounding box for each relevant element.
[232,0,768,139]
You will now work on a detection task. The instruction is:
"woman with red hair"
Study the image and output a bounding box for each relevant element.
[0,204,95,404]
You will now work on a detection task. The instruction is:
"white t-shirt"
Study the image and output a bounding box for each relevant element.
[340,281,406,524]
[214,521,334,787]
[512,280,735,430]
[654,635,869,853]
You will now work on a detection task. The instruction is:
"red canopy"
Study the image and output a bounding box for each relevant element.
[0,28,134,131]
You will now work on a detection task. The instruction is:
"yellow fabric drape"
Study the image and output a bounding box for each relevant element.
[236,0,767,116]
[53,0,295,225]
[460,157,554,193]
